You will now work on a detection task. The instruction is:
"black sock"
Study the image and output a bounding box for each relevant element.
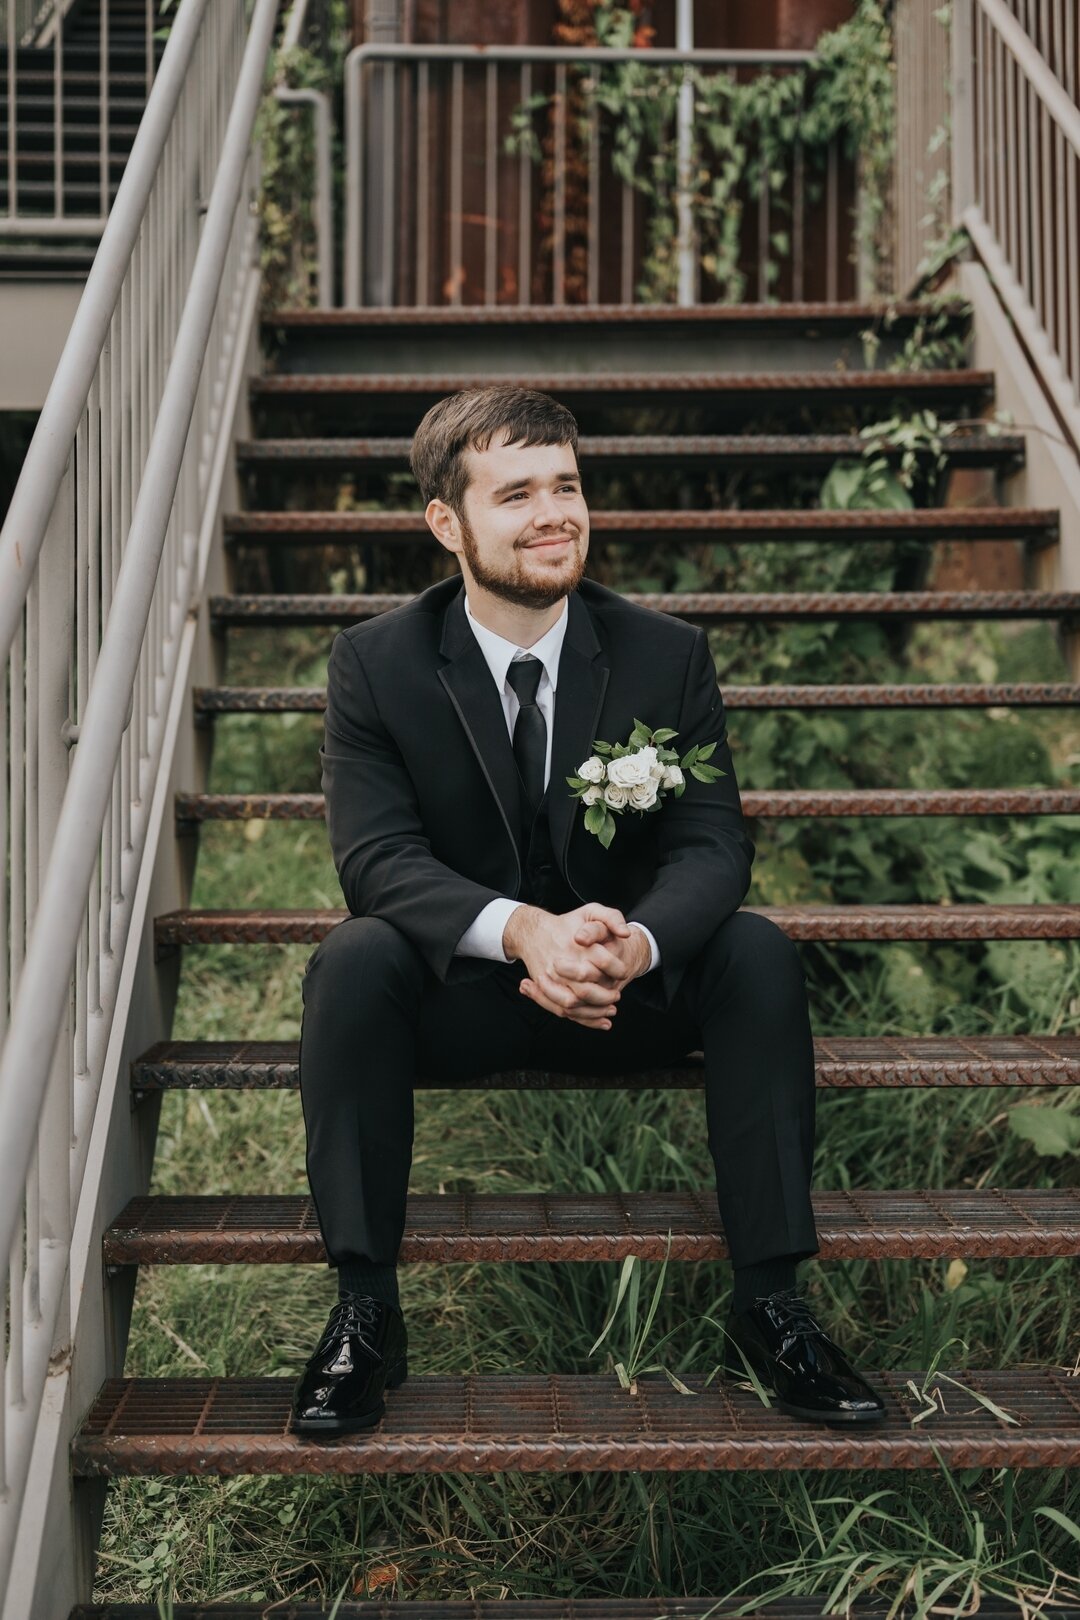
[337,1261,400,1311]
[731,1256,798,1314]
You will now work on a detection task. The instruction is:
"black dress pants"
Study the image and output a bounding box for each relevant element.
[298,907,820,1276]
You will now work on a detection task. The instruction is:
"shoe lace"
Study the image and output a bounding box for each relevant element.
[318,1293,383,1357]
[758,1288,826,1341]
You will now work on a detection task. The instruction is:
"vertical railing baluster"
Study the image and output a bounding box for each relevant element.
[554,62,566,306]
[518,63,532,307]
[485,61,498,306]
[587,72,599,307]
[825,136,838,302]
[417,61,429,305]
[450,60,463,306]
[101,0,110,217]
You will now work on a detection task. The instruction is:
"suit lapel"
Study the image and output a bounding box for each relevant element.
[437,593,525,881]
[437,583,610,885]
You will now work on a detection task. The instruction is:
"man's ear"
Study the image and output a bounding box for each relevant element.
[426,497,462,556]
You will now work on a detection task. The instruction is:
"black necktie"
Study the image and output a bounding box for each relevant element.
[506,654,547,835]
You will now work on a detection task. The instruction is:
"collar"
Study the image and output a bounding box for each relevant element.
[463,591,569,695]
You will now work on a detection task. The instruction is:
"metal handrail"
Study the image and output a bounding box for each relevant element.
[274,0,334,308]
[0,0,280,1592]
[0,0,208,660]
[343,42,821,309]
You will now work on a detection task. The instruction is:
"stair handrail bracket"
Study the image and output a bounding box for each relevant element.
[0,0,280,1608]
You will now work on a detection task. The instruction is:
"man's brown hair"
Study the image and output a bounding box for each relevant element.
[410,384,579,519]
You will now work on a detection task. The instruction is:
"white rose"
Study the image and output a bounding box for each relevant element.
[577,755,606,783]
[662,764,684,789]
[649,761,666,781]
[607,747,655,788]
[603,782,629,809]
[582,784,604,806]
[630,780,659,808]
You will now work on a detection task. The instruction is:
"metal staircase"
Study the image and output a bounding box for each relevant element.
[1,2,1079,1612]
[73,301,1080,1513]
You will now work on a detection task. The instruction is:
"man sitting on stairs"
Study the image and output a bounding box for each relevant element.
[291,382,886,1435]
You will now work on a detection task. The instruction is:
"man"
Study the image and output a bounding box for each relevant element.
[292,383,885,1436]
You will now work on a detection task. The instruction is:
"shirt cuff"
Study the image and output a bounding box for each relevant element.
[455,898,526,963]
[627,920,660,973]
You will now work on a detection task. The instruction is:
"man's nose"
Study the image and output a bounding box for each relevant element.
[533,490,567,526]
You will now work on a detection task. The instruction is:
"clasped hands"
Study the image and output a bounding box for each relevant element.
[502,902,652,1030]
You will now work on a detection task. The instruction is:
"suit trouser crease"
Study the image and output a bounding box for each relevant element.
[299,907,820,1275]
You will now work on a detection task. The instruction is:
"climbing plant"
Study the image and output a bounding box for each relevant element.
[505,0,901,303]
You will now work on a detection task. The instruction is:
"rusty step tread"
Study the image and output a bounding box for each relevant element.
[154,906,1080,948]
[63,1603,1080,1620]
[222,507,1055,540]
[235,427,1023,468]
[175,789,1080,823]
[104,1188,1080,1265]
[130,1034,1080,1091]
[72,1367,1080,1476]
[250,368,993,399]
[264,300,972,329]
[191,682,1080,714]
[208,590,1080,626]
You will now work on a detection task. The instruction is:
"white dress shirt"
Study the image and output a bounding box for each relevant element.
[453,591,660,974]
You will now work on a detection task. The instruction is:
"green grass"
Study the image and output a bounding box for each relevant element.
[93,590,1080,1611]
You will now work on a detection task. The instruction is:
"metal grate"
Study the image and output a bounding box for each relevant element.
[130,1035,1080,1092]
[103,1187,1080,1265]
[234,428,1026,470]
[188,685,1080,715]
[173,789,1080,822]
[152,906,1080,949]
[73,1369,1080,1476]
[206,592,1080,628]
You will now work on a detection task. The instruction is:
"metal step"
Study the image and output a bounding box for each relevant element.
[129,1034,1080,1092]
[235,426,1025,471]
[264,300,972,333]
[174,788,1080,824]
[103,1188,1080,1264]
[190,682,1080,715]
[153,906,1080,949]
[221,507,1056,543]
[250,368,994,406]
[207,590,1080,628]
[64,1603,1080,1620]
[71,1367,1080,1476]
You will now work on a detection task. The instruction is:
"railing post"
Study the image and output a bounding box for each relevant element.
[35,469,75,1356]
[951,0,976,223]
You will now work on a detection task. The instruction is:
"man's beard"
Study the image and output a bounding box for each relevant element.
[458,509,587,610]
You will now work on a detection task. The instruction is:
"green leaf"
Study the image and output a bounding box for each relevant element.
[584,803,608,836]
[1007,1105,1080,1158]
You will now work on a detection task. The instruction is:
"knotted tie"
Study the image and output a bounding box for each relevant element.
[506,654,547,837]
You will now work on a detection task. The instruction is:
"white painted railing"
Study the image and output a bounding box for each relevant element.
[1,0,160,237]
[0,0,279,1607]
[959,0,1080,452]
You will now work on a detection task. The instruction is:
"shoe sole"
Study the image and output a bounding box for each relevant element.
[291,1356,408,1439]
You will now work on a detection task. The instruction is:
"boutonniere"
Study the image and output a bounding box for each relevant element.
[565,718,726,849]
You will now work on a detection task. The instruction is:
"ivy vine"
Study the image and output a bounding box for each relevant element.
[506,0,900,303]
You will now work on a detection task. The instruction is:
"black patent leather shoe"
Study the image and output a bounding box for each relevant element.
[720,1288,885,1425]
[291,1293,408,1437]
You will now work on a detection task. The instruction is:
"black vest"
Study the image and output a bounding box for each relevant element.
[516,787,578,914]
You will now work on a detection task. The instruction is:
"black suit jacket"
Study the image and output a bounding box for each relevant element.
[320,573,755,1013]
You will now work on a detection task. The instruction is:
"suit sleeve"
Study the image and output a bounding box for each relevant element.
[320,631,516,983]
[625,628,754,1005]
